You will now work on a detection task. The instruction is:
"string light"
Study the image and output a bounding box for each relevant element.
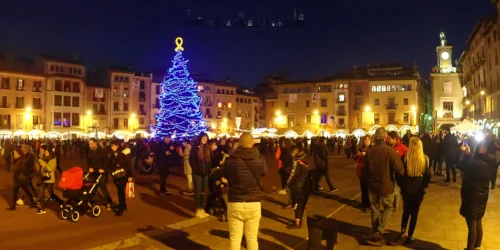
[150,37,207,139]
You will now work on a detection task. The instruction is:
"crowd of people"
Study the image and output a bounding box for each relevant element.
[1,126,499,250]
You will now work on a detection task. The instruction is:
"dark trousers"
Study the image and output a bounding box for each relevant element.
[159,167,170,193]
[279,168,288,189]
[315,166,335,191]
[465,218,483,250]
[56,156,62,174]
[491,164,498,188]
[4,156,11,172]
[307,216,335,250]
[12,182,35,207]
[38,182,63,209]
[401,193,424,237]
[115,179,127,210]
[98,176,113,204]
[359,177,370,208]
[445,157,456,181]
[193,174,208,209]
[433,156,443,174]
[291,182,312,220]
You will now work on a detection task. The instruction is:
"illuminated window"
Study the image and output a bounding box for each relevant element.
[377,86,381,92]
[338,93,345,102]
[304,87,310,93]
[290,88,296,93]
[382,85,386,92]
[391,85,396,91]
[284,88,289,93]
[372,86,376,92]
[397,85,402,91]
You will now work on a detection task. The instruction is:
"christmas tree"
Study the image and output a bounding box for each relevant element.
[151,37,206,139]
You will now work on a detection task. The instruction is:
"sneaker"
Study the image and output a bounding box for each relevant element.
[182,190,194,196]
[115,210,123,216]
[389,233,407,246]
[37,209,47,215]
[16,199,24,206]
[330,187,339,193]
[406,236,415,244]
[195,209,208,218]
[278,189,287,195]
[6,206,15,211]
[366,233,386,246]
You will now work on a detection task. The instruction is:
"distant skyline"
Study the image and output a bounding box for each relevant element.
[0,0,496,88]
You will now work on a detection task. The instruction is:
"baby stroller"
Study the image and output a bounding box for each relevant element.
[58,167,103,222]
[141,152,156,175]
[205,167,228,221]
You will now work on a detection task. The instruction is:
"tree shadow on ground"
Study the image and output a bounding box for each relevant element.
[139,225,211,250]
[140,192,193,218]
[260,228,305,249]
[210,229,288,250]
[311,215,448,250]
[261,195,288,207]
[261,207,294,226]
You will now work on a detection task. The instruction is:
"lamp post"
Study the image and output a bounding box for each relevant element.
[364,105,371,127]
[24,106,32,132]
[130,113,137,132]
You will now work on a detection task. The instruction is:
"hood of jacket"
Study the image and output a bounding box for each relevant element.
[122,147,131,155]
[231,147,260,160]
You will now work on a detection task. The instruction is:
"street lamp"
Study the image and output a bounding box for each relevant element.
[313,110,319,115]
[411,105,416,112]
[87,110,92,116]
[26,106,32,113]
[364,106,371,112]
[480,90,485,95]
[465,100,470,105]
[276,110,281,116]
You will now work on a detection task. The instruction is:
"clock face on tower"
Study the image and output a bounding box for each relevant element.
[441,52,450,60]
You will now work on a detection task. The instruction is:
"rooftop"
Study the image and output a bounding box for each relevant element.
[37,53,84,65]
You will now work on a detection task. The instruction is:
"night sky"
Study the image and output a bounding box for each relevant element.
[0,0,495,87]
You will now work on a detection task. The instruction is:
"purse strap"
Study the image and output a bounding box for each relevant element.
[242,159,262,190]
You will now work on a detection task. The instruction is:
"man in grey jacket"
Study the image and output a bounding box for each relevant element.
[221,132,267,250]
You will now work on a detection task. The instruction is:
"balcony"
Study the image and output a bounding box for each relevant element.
[336,110,346,116]
[138,110,147,116]
[0,104,10,108]
[337,124,346,129]
[203,102,213,106]
[217,115,221,119]
[386,103,398,110]
[15,104,24,109]
[93,97,105,102]
[33,105,42,110]
[354,90,362,96]
[336,98,346,104]
[32,87,42,92]
[0,124,11,129]
[93,110,106,115]
[353,104,362,110]
[205,114,213,119]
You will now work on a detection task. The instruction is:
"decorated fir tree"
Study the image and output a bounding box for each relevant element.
[151,37,206,139]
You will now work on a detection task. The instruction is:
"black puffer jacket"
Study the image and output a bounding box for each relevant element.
[108,148,134,181]
[458,152,495,220]
[13,156,31,184]
[287,153,313,190]
[221,147,267,202]
[313,144,328,168]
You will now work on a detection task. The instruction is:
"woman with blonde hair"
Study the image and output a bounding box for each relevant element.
[391,137,431,246]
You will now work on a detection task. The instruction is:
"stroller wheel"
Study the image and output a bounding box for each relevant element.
[91,205,102,217]
[208,208,215,216]
[60,207,70,220]
[70,211,80,222]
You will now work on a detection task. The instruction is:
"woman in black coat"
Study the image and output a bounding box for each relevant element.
[189,132,212,218]
[108,140,134,216]
[457,143,495,250]
[7,147,38,210]
[287,147,313,229]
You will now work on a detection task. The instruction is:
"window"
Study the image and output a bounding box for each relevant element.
[407,84,412,91]
[33,116,40,125]
[306,100,310,107]
[372,86,376,92]
[63,96,71,106]
[72,96,79,107]
[321,114,328,124]
[123,102,129,111]
[113,118,119,129]
[113,102,119,111]
[225,90,229,95]
[376,85,381,92]
[15,97,24,108]
[287,115,295,128]
[54,113,62,126]
[403,98,409,105]
[139,117,145,125]
[72,113,79,126]
[403,113,409,123]
[339,118,345,125]
[284,88,289,94]
[72,82,80,93]
[63,113,71,127]
[443,101,453,118]
[124,118,129,129]
[374,113,380,125]
[306,115,311,123]
[304,87,310,93]
[17,79,25,91]
[217,89,221,94]
[55,80,62,91]
[64,81,71,92]
[54,95,62,106]
[382,85,386,92]
[338,93,345,102]
[285,101,289,108]
[140,80,145,90]
[1,78,9,89]
[1,96,7,108]
[297,88,303,93]
[391,85,396,91]
[50,65,54,72]
[374,99,380,106]
[320,99,327,107]
[156,85,160,95]
[397,85,402,91]
[290,88,296,93]
[33,81,42,92]
[356,85,361,92]
[123,88,129,97]
[33,97,41,109]
[139,92,146,102]
[155,98,159,108]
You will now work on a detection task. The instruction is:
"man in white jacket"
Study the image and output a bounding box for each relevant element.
[181,140,194,195]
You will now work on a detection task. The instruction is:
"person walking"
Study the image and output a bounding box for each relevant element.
[36,145,63,215]
[156,136,177,195]
[7,147,38,211]
[457,142,495,250]
[387,131,407,213]
[181,139,194,195]
[189,133,212,218]
[287,146,314,229]
[314,137,338,192]
[221,132,267,250]
[354,135,371,213]
[363,127,404,246]
[443,127,458,183]
[108,140,134,216]
[390,137,431,245]
[87,138,113,210]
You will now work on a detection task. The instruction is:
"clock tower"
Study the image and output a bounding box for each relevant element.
[437,30,453,69]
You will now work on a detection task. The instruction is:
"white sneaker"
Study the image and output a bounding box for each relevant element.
[195,209,208,218]
[16,199,24,206]
[278,189,287,195]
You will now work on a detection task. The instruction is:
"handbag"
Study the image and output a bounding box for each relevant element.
[111,163,127,179]
[41,168,51,181]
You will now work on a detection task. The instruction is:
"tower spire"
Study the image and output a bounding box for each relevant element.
[440,29,447,46]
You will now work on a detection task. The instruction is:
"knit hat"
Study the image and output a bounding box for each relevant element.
[374,127,387,140]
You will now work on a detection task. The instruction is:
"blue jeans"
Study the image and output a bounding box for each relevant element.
[193,174,208,209]
[369,190,394,234]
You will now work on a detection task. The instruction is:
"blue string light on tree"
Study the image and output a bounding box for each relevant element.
[150,37,207,139]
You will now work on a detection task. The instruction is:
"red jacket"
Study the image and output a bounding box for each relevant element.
[392,142,408,158]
